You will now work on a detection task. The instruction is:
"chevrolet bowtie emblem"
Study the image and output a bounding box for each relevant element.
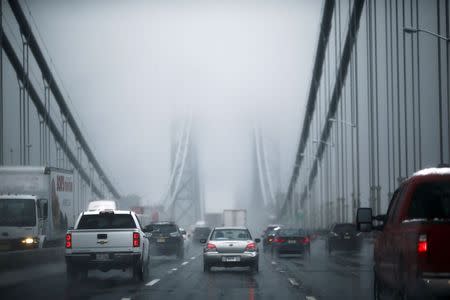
[97,240,108,244]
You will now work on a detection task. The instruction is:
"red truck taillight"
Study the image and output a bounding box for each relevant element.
[417,234,428,254]
[65,233,72,249]
[133,232,140,247]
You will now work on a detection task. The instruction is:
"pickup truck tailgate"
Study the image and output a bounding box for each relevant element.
[71,229,136,252]
[428,223,450,271]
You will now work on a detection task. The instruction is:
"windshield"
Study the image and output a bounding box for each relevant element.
[333,224,357,233]
[408,181,450,220]
[0,199,36,227]
[149,224,178,234]
[77,214,136,229]
[210,229,251,241]
[1,1,449,299]
[278,229,305,237]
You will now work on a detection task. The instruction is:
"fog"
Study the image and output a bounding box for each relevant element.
[23,0,322,212]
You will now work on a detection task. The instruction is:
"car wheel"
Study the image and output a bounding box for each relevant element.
[203,262,210,272]
[252,262,259,273]
[177,247,184,259]
[133,261,144,281]
[66,262,78,281]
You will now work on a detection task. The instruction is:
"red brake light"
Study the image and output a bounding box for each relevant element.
[245,242,257,252]
[274,237,286,243]
[417,234,427,253]
[133,232,140,247]
[65,233,72,249]
[206,242,217,252]
[303,237,310,244]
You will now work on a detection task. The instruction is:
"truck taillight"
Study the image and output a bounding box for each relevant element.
[65,233,72,249]
[133,232,140,247]
[417,234,427,253]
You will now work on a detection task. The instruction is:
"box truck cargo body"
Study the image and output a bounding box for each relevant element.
[0,166,75,250]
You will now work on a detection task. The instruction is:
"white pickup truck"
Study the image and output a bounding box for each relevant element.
[65,210,150,281]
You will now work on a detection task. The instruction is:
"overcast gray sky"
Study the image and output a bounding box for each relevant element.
[23,0,323,212]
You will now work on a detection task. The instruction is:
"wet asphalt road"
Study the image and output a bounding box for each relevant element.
[0,239,373,300]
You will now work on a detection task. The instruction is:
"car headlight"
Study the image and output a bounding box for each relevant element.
[21,237,39,245]
[330,232,339,237]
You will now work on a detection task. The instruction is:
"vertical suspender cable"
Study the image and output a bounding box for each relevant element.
[416,0,422,168]
[396,0,402,182]
[390,0,396,186]
[402,0,409,176]
[385,0,392,195]
[0,0,2,165]
[410,0,417,171]
[447,0,450,157]
[374,0,381,214]
[437,0,444,164]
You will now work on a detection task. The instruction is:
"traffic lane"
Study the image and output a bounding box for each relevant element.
[270,239,373,300]
[0,243,200,300]
[132,247,307,300]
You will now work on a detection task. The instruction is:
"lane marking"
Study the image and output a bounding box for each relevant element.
[181,261,189,266]
[172,268,178,271]
[191,256,196,260]
[288,278,299,287]
[146,279,160,286]
[121,298,131,300]
[306,297,317,300]
[271,261,277,265]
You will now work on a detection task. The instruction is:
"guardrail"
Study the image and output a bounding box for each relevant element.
[0,248,65,271]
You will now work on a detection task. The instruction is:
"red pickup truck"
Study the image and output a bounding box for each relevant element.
[357,166,450,299]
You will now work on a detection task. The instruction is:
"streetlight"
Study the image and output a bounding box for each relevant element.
[404,26,450,42]
[329,118,356,128]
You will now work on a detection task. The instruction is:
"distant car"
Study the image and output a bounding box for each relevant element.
[271,228,310,257]
[357,166,450,299]
[146,222,184,259]
[193,226,211,243]
[262,225,282,252]
[202,227,260,272]
[326,223,362,254]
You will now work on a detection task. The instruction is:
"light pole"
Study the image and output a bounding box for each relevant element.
[404,26,448,164]
[404,26,450,42]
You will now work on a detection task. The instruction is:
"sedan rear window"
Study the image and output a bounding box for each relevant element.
[278,229,305,237]
[211,229,251,240]
[77,214,136,229]
[408,181,450,220]
[149,224,178,234]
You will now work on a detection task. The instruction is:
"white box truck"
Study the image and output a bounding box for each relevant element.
[0,166,75,250]
[222,209,247,227]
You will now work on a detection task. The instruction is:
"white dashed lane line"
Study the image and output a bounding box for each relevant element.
[145,279,160,286]
[305,296,317,300]
[181,261,189,266]
[271,261,277,265]
[288,278,299,287]
[121,298,131,300]
[190,256,196,260]
[172,268,178,271]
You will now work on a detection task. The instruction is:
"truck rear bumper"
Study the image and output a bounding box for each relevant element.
[66,252,141,271]
[418,274,450,296]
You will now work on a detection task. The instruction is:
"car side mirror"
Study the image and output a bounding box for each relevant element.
[254,238,261,243]
[356,207,373,232]
[200,239,207,244]
[181,230,186,235]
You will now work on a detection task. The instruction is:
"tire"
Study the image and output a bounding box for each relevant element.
[203,262,210,272]
[66,262,78,281]
[133,261,144,281]
[176,247,184,260]
[252,262,259,273]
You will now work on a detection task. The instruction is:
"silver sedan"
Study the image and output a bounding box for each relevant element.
[201,227,260,272]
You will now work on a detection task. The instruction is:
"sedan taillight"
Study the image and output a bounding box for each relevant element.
[245,242,257,252]
[205,242,217,252]
[133,232,140,247]
[273,237,286,243]
[302,237,310,244]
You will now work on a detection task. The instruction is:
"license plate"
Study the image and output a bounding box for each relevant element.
[96,253,109,261]
[288,240,296,244]
[157,238,165,243]
[222,256,240,262]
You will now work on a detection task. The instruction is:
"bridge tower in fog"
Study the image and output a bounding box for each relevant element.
[251,126,280,225]
[161,115,202,226]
